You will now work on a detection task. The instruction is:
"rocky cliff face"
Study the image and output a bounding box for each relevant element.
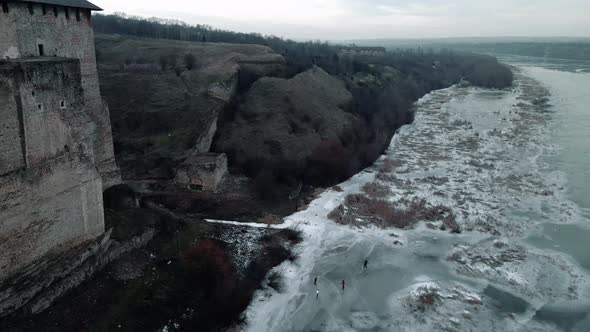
[95,35,286,180]
[96,36,377,188]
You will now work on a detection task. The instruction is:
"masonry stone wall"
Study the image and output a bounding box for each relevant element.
[18,59,93,165]
[0,3,18,59]
[175,153,228,192]
[0,73,24,175]
[0,1,123,315]
[0,154,104,280]
[0,2,120,185]
[0,58,104,281]
[6,4,98,99]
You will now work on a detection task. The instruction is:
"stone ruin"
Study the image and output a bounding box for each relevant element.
[175,153,228,192]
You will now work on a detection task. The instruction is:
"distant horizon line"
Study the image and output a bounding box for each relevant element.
[96,12,590,44]
[339,36,590,41]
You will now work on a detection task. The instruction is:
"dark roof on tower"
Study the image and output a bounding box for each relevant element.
[19,0,103,11]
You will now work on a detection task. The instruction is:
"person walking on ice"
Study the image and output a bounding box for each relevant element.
[316,288,320,300]
[341,280,346,290]
[314,276,317,286]
[363,260,368,270]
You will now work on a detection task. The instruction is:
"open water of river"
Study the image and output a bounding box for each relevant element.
[245,56,590,332]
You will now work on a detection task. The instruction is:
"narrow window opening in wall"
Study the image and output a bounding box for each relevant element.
[2,2,9,14]
[60,100,66,109]
[28,3,33,15]
[38,44,44,56]
[76,8,80,21]
[65,7,69,19]
[37,104,42,110]
[42,4,47,15]
[31,91,35,97]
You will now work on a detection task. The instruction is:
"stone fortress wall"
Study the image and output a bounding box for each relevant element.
[1,1,120,186]
[0,56,105,283]
[0,0,118,309]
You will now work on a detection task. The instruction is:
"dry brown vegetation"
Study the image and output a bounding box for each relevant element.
[328,194,461,232]
[451,119,472,127]
[361,181,391,199]
[374,173,413,189]
[381,158,402,173]
[259,213,281,226]
[331,185,344,192]
[420,176,450,186]
[415,286,441,312]
[375,172,396,182]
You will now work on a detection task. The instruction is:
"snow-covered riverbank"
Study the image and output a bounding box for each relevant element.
[245,66,590,332]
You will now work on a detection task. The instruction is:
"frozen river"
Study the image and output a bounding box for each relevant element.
[245,57,590,332]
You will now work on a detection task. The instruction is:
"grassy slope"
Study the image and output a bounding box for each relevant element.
[95,34,284,179]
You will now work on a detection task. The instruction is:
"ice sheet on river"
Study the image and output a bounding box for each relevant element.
[245,72,590,332]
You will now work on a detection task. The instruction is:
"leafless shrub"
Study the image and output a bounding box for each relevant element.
[328,194,459,232]
[467,159,494,169]
[267,271,284,292]
[184,53,197,70]
[362,181,391,199]
[260,213,281,226]
[447,252,463,263]
[441,212,461,233]
[376,172,396,182]
[332,185,344,192]
[494,241,507,249]
[420,176,449,186]
[305,140,358,186]
[159,54,168,70]
[327,204,353,225]
[451,119,472,127]
[405,285,442,312]
[344,194,375,215]
[458,136,480,150]
[381,158,402,173]
[416,286,441,311]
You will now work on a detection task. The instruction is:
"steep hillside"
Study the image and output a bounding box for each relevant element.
[95,34,286,179]
[96,31,513,192]
[214,67,361,177]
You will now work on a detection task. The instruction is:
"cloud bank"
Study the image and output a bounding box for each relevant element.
[94,0,590,40]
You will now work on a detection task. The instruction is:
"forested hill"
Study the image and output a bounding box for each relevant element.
[93,14,513,87]
[93,14,269,45]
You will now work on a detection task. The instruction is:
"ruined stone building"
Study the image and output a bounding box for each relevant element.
[0,0,120,315]
[175,153,228,192]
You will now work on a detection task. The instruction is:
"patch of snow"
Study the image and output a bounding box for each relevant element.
[205,219,285,229]
[244,71,590,332]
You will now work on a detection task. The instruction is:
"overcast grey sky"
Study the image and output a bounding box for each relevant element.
[94,0,590,40]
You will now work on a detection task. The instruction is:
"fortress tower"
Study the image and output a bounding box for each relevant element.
[0,0,120,185]
[0,0,120,312]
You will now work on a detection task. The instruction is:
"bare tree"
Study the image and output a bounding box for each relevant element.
[159,54,168,70]
[184,53,197,70]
